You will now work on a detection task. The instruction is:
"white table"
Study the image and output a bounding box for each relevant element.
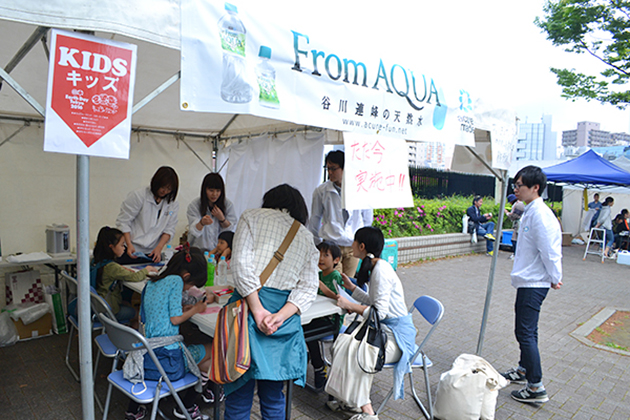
[124,279,343,337]
[0,254,77,287]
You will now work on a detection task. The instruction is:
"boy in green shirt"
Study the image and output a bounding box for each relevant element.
[306,241,343,391]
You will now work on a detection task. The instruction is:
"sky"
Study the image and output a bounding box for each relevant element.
[268,0,630,136]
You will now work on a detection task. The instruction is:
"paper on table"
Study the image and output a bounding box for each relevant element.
[336,283,359,305]
[200,306,221,315]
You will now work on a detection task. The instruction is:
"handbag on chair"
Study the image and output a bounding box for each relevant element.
[209,220,301,384]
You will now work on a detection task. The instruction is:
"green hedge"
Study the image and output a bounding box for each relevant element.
[374,196,562,239]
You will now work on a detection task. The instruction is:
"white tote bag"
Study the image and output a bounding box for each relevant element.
[433,354,509,420]
[325,314,379,408]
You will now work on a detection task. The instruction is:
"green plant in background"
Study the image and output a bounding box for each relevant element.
[374,195,562,239]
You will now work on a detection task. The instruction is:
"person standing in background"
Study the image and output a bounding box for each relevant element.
[505,194,525,260]
[308,150,373,277]
[116,166,179,263]
[588,193,603,228]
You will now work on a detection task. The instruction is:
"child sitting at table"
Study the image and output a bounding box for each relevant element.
[305,241,344,391]
[208,231,234,262]
[92,226,158,327]
[125,245,217,420]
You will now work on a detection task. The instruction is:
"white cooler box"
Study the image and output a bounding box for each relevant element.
[617,250,630,265]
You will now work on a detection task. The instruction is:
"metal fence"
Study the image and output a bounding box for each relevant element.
[409,166,496,198]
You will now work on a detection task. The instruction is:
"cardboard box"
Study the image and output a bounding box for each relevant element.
[5,270,44,306]
[11,312,52,341]
[206,285,234,304]
[562,233,572,246]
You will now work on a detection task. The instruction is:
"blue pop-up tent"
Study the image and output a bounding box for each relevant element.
[543,149,630,186]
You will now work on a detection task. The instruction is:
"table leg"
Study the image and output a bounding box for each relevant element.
[285,380,293,420]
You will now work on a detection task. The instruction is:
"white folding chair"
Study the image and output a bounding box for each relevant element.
[98,314,199,420]
[376,295,444,420]
[583,227,606,263]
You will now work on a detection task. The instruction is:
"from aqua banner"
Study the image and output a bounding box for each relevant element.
[180,0,477,145]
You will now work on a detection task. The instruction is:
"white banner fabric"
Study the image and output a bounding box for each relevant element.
[342,133,414,210]
[180,0,477,145]
[44,30,137,159]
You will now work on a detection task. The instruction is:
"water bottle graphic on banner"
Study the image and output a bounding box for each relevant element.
[256,46,279,108]
[219,3,252,103]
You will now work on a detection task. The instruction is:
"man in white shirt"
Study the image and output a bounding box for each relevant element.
[501,166,562,404]
[308,151,373,277]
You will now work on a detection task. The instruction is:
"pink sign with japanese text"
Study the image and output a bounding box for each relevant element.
[44,30,137,158]
[342,132,413,210]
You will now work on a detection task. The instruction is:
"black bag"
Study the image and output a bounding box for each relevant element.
[345,307,388,373]
[144,345,186,381]
[467,220,476,234]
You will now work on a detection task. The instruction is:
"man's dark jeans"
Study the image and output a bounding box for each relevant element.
[515,287,549,386]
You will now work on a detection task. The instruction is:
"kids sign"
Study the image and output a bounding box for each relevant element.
[44,30,137,158]
[342,132,414,210]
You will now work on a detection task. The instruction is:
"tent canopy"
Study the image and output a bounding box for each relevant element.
[543,150,630,187]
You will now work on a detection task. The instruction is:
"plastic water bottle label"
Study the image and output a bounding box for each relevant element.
[220,30,245,57]
[257,75,279,106]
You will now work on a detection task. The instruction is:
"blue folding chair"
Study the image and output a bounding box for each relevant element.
[376,295,444,420]
[98,313,199,420]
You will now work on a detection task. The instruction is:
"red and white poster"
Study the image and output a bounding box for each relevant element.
[44,29,137,159]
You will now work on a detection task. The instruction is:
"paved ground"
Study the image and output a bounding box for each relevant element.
[1,245,629,419]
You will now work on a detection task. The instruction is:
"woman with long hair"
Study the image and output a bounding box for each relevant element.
[187,173,237,253]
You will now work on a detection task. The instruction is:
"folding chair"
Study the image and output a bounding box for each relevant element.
[583,227,606,263]
[90,290,126,413]
[98,314,199,420]
[376,295,444,420]
[61,271,105,382]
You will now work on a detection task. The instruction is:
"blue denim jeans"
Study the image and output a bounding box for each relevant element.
[515,287,549,387]
[477,221,495,252]
[605,228,614,249]
[224,378,285,420]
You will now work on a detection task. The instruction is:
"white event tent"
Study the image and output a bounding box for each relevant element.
[0,1,518,418]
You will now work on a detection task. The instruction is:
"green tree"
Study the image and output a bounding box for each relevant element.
[536,0,630,108]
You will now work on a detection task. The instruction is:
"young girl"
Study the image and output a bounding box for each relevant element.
[334,227,417,420]
[187,173,237,253]
[92,226,158,326]
[208,231,234,262]
[128,246,215,420]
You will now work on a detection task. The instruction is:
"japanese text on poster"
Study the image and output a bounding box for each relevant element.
[44,29,137,159]
[342,132,414,210]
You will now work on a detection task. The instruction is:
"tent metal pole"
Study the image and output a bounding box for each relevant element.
[132,71,181,115]
[179,136,212,172]
[0,67,45,116]
[77,155,95,420]
[0,26,49,91]
[476,169,509,356]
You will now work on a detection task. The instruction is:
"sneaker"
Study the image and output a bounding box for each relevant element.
[314,367,328,391]
[508,254,514,260]
[486,251,493,256]
[501,367,527,384]
[511,387,549,403]
[484,233,496,242]
[326,400,362,413]
[349,413,379,420]
[125,406,147,420]
[201,383,224,404]
[173,404,210,420]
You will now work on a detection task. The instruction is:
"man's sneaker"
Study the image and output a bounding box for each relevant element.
[484,233,496,242]
[125,406,147,420]
[201,383,224,404]
[511,387,549,404]
[173,404,210,420]
[501,367,527,384]
[486,251,493,256]
[314,367,328,391]
[326,400,362,413]
[508,254,515,260]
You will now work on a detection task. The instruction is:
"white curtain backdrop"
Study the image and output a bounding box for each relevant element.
[222,131,326,222]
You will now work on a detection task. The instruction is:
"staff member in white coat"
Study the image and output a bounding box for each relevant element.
[116,166,179,263]
[308,150,373,277]
[187,172,237,252]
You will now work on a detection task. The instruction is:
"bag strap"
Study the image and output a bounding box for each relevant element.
[258,219,301,287]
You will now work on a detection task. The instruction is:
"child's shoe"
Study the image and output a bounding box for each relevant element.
[124,405,146,420]
[173,404,209,420]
